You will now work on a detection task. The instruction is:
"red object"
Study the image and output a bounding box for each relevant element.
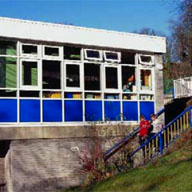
[139,120,151,137]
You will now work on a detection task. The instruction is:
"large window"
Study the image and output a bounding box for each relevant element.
[84,63,100,90]
[122,66,136,92]
[20,60,40,89]
[65,63,82,90]
[140,69,153,91]
[42,60,61,89]
[105,66,120,91]
[0,57,17,88]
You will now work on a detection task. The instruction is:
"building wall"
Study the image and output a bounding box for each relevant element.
[6,139,88,192]
[4,123,138,192]
[154,54,164,121]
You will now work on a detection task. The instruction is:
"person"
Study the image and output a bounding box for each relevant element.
[139,115,151,146]
[150,114,163,152]
[150,114,163,136]
[123,74,135,92]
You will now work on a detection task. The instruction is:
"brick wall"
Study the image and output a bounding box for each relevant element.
[6,138,91,192]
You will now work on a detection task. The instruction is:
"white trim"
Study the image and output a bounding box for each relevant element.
[84,49,103,61]
[138,54,155,65]
[20,59,41,90]
[104,51,121,63]
[138,66,155,94]
[0,17,166,53]
[20,43,40,58]
[42,45,62,59]
[104,64,121,92]
[64,61,83,91]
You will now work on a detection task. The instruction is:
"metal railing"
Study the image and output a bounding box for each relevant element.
[130,105,192,164]
[174,77,192,99]
[104,107,165,160]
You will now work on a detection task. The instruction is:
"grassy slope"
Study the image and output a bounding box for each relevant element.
[65,129,192,192]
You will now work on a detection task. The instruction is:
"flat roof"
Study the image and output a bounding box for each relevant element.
[0,17,166,53]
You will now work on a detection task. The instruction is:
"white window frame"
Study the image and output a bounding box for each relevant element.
[138,54,154,65]
[20,43,40,58]
[84,49,103,61]
[104,51,121,63]
[20,59,41,90]
[121,65,137,93]
[43,45,62,59]
[84,62,102,92]
[64,61,83,91]
[139,66,154,94]
[104,64,121,92]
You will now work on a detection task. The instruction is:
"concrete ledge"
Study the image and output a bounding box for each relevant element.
[0,124,138,140]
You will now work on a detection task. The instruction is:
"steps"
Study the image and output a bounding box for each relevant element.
[105,103,192,168]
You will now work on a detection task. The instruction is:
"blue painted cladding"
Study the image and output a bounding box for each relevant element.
[85,101,102,121]
[0,99,17,122]
[20,100,40,122]
[104,101,121,121]
[123,101,138,121]
[140,101,155,120]
[65,100,83,122]
[43,100,62,122]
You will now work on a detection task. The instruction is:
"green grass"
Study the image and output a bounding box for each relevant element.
[64,129,192,192]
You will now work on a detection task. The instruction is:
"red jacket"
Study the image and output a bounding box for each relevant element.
[139,120,151,137]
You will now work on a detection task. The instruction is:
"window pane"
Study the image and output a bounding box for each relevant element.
[121,52,135,64]
[0,90,17,97]
[86,50,100,59]
[105,52,118,60]
[66,65,80,87]
[105,67,118,89]
[22,61,38,86]
[22,45,38,55]
[140,70,152,90]
[84,63,100,90]
[43,60,61,89]
[139,55,153,64]
[0,40,16,55]
[44,47,59,57]
[122,66,136,92]
[64,46,81,60]
[0,57,17,88]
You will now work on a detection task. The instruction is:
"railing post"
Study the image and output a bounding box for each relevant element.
[159,132,163,155]
[189,109,192,127]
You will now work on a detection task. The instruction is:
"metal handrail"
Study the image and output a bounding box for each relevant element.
[130,105,192,158]
[104,107,165,160]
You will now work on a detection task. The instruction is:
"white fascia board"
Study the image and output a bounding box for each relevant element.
[0,17,166,53]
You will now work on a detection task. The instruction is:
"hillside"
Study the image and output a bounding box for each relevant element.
[64,128,192,192]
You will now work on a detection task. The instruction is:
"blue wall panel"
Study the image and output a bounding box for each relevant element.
[123,101,138,121]
[104,101,121,121]
[20,100,40,122]
[85,101,102,121]
[43,100,62,122]
[65,100,83,122]
[140,101,155,120]
[0,99,17,122]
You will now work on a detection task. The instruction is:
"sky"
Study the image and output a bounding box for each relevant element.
[0,0,178,36]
